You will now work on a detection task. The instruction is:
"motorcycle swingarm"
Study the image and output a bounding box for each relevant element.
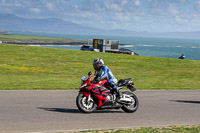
[99,100,122,110]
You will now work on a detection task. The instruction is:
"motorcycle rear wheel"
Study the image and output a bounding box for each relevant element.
[121,91,139,113]
[76,93,96,113]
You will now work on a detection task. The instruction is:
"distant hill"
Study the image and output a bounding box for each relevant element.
[0,29,8,34]
[0,13,100,35]
[0,13,200,39]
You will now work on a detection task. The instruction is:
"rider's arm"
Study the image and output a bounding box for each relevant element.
[100,65,108,80]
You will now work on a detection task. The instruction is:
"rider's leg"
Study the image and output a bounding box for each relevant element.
[107,80,122,97]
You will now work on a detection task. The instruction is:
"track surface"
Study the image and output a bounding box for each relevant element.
[0,90,200,133]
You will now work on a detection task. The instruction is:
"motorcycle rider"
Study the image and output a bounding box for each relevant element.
[93,58,121,97]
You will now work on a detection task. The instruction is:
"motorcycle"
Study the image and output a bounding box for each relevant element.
[76,71,139,113]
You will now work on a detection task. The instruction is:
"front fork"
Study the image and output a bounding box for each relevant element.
[79,91,90,98]
[79,91,93,104]
[79,90,106,110]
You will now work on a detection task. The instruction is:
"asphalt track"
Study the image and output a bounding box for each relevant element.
[0,90,200,133]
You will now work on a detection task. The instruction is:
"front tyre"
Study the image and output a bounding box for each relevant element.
[121,91,139,113]
[76,93,96,113]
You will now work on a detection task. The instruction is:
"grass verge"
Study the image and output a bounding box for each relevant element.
[0,43,200,90]
[68,125,200,133]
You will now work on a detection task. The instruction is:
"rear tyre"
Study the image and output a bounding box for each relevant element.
[76,93,96,113]
[121,91,139,113]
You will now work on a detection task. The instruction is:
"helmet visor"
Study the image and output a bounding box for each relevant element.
[93,62,101,70]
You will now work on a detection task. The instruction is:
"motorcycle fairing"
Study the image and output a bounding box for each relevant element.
[80,85,111,109]
[91,86,110,109]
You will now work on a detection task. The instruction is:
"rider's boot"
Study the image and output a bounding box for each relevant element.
[115,89,122,102]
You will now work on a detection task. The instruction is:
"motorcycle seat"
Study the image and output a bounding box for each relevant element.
[117,78,132,87]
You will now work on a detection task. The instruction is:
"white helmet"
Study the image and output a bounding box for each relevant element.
[93,58,104,70]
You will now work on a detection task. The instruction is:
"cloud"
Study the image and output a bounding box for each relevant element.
[134,0,140,6]
[194,0,200,11]
[114,13,131,21]
[75,11,97,18]
[1,0,200,32]
[175,16,188,24]
[168,4,179,15]
[178,0,186,3]
[30,8,40,14]
[46,3,55,11]
[105,1,122,12]
[121,0,128,6]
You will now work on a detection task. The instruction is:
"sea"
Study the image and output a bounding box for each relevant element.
[11,32,200,60]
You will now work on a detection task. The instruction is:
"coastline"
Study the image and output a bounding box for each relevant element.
[2,41,137,47]
[2,41,135,47]
[2,41,87,46]
[2,41,200,60]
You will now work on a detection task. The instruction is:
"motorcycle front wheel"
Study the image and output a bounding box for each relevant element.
[121,91,139,113]
[76,93,96,113]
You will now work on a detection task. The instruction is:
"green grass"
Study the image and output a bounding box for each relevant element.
[0,34,85,43]
[68,125,200,133]
[0,43,200,90]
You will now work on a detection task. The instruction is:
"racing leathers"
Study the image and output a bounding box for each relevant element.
[95,65,118,91]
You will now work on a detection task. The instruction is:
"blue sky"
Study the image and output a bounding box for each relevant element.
[1,0,200,32]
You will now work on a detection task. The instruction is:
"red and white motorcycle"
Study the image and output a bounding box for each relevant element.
[76,72,139,113]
